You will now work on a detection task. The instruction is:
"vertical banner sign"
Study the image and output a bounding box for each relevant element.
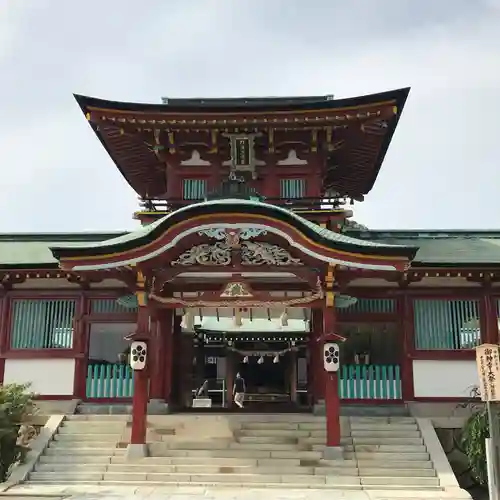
[234,138,250,166]
[476,344,500,401]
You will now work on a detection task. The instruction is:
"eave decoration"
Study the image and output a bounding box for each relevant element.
[171,241,303,267]
[149,278,323,308]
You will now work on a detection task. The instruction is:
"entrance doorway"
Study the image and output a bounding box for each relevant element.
[238,354,288,400]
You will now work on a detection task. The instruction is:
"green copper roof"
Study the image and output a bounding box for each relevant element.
[346,230,500,266]
[2,226,500,268]
[49,199,416,260]
[0,233,126,267]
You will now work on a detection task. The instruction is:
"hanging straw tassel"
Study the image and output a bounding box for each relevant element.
[280,308,289,326]
[181,310,194,330]
[234,308,243,327]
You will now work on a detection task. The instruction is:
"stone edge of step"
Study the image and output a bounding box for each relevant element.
[0,414,65,492]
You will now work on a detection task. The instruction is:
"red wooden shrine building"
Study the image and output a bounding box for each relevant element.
[1,88,499,453]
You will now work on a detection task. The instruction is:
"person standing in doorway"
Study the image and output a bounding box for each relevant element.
[233,372,246,408]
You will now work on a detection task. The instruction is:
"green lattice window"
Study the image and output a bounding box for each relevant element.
[346,298,396,314]
[413,299,481,350]
[10,299,75,349]
[280,178,305,199]
[183,179,207,200]
[90,298,138,314]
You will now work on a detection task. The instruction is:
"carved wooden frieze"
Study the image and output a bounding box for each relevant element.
[241,241,302,266]
[171,241,303,267]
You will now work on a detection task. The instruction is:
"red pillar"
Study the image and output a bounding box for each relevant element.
[0,293,8,384]
[149,309,174,401]
[323,306,341,448]
[312,309,325,402]
[72,293,89,399]
[400,294,415,401]
[481,291,498,344]
[130,369,149,444]
[130,305,150,446]
[163,312,174,403]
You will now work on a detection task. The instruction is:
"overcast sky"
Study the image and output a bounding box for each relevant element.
[1,0,499,232]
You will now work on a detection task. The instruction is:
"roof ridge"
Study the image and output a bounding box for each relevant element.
[348,229,500,236]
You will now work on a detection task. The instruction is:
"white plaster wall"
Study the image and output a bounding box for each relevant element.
[3,359,75,395]
[413,359,479,398]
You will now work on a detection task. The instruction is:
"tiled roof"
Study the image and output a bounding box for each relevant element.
[0,233,126,267]
[1,226,500,268]
[346,230,500,265]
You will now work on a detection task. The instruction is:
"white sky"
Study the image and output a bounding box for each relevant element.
[1,0,499,232]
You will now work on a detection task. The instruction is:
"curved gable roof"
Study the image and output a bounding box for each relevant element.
[50,199,418,272]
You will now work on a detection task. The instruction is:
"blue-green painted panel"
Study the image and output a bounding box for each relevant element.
[10,299,75,349]
[339,364,401,400]
[90,299,138,314]
[346,298,396,314]
[183,179,207,200]
[414,299,480,350]
[86,363,134,398]
[280,178,305,199]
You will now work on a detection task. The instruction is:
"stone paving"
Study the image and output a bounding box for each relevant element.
[2,484,474,500]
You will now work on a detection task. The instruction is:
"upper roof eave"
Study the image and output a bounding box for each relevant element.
[74,88,410,116]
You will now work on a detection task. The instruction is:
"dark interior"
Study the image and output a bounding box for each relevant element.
[238,354,288,394]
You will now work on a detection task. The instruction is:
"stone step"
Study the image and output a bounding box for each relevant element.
[349,423,418,431]
[25,480,445,493]
[54,433,121,442]
[350,430,421,438]
[148,447,324,460]
[58,425,125,434]
[77,404,132,415]
[351,437,423,445]
[29,471,363,486]
[236,436,300,444]
[349,417,416,423]
[360,476,440,487]
[358,468,436,477]
[240,422,330,431]
[356,460,433,469]
[353,444,426,452]
[300,437,330,445]
[151,441,310,451]
[66,414,130,421]
[344,445,427,454]
[238,429,324,438]
[49,441,119,449]
[38,459,436,479]
[28,472,440,489]
[239,422,302,430]
[35,463,361,476]
[348,452,430,461]
[35,463,108,473]
[117,456,309,467]
[37,456,358,469]
[45,447,123,456]
[39,455,113,464]
[340,405,411,417]
[230,415,326,423]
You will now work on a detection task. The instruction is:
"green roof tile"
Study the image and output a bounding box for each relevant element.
[51,199,412,253]
[0,233,125,267]
[2,226,500,268]
[346,230,500,265]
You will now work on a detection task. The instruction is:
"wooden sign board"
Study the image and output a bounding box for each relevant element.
[476,344,500,402]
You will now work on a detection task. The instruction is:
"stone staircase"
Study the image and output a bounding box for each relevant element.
[27,413,451,491]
